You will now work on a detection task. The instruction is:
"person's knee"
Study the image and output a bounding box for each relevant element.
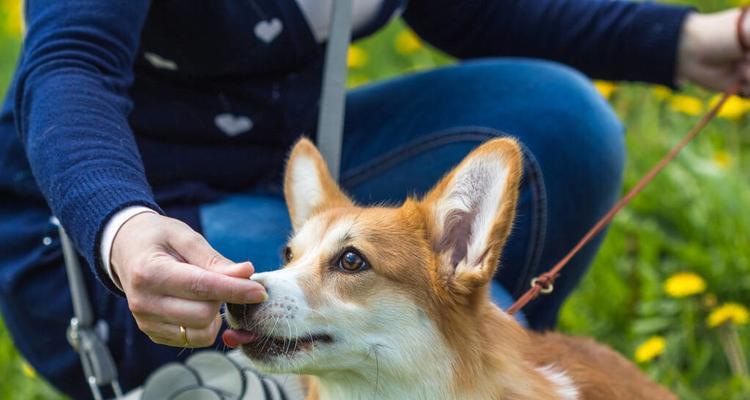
[447,59,623,141]
[494,59,625,203]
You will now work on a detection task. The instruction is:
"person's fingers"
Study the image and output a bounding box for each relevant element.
[137,259,267,303]
[131,296,222,329]
[740,61,750,82]
[167,224,233,268]
[165,223,256,278]
[691,63,740,92]
[141,315,222,348]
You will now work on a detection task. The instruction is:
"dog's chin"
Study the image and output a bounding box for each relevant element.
[228,328,334,372]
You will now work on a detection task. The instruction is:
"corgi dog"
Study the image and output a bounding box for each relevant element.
[223,137,675,400]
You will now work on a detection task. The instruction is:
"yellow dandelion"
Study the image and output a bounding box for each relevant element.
[708,95,750,121]
[634,336,666,363]
[669,95,704,116]
[395,30,423,55]
[713,150,734,169]
[652,86,673,101]
[594,81,617,100]
[664,272,706,298]
[347,45,367,69]
[3,0,25,36]
[707,302,750,328]
[21,361,37,379]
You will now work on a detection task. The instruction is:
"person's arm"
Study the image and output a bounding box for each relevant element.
[17,0,266,348]
[403,0,693,87]
[17,0,159,289]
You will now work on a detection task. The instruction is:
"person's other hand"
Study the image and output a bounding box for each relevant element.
[677,9,750,95]
[110,212,267,347]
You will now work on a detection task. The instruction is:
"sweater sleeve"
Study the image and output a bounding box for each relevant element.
[15,0,162,293]
[403,0,694,87]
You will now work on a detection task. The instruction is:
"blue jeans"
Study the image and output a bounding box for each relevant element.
[0,59,624,399]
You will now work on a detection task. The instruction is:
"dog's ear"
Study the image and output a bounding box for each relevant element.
[421,138,522,295]
[284,138,353,231]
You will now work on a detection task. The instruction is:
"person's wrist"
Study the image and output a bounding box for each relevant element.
[676,12,702,85]
[103,207,157,289]
[110,211,160,286]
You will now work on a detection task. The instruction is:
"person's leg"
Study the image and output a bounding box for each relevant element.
[338,58,625,330]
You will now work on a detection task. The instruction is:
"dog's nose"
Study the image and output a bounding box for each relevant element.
[226,302,261,323]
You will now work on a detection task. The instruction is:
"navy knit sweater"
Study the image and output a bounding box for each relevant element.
[0,0,692,293]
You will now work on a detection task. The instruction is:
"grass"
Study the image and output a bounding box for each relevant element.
[1,0,749,399]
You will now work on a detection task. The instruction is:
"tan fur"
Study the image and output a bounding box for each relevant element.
[273,138,676,399]
[528,332,676,399]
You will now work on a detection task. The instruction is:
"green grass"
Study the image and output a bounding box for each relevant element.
[1,1,749,399]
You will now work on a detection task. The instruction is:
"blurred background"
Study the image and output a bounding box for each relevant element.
[1,0,749,398]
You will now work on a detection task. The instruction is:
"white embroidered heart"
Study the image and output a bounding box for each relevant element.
[215,113,253,136]
[144,52,178,71]
[254,18,283,44]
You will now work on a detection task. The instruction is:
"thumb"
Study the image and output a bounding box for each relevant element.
[169,229,254,278]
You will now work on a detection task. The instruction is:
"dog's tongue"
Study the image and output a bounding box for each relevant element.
[222,329,261,348]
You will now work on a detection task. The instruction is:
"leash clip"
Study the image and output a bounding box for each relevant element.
[530,277,554,295]
[67,317,81,351]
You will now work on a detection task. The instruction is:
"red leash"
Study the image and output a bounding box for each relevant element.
[507,8,750,315]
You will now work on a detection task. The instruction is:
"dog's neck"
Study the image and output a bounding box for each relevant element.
[305,322,456,400]
[306,298,563,400]
[436,297,564,399]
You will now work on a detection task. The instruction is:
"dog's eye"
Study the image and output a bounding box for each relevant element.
[284,247,293,263]
[338,250,368,273]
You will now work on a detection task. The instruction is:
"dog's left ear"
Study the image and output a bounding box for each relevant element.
[284,138,353,231]
[422,138,522,295]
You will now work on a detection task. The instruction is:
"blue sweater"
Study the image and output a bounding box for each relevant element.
[0,0,692,293]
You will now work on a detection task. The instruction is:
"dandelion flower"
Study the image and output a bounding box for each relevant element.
[4,0,24,36]
[594,81,617,99]
[395,30,423,55]
[652,86,673,101]
[669,95,704,116]
[635,336,666,363]
[347,45,367,68]
[712,150,733,170]
[709,95,750,121]
[664,272,706,298]
[21,361,37,379]
[707,303,750,328]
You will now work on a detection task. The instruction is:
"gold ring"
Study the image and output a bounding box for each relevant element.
[179,325,190,347]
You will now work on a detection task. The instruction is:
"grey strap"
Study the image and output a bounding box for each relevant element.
[54,219,123,400]
[316,0,352,181]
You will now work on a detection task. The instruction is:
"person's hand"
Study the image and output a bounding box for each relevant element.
[677,9,750,94]
[110,212,267,347]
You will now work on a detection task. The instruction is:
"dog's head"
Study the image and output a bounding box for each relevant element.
[225,137,522,380]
